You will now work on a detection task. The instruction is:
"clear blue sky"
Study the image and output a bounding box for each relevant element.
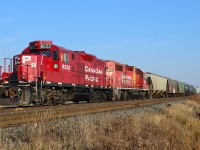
[0,0,199,86]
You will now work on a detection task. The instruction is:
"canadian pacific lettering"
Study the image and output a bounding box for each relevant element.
[85,75,98,82]
[85,66,103,75]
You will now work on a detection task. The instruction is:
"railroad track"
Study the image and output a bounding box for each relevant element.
[0,97,189,127]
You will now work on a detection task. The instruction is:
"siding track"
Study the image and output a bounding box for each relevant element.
[0,97,189,127]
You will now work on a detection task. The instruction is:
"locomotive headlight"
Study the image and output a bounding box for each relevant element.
[18,88,22,92]
[17,88,22,95]
[21,75,26,81]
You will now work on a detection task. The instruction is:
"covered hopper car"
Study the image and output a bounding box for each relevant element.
[177,81,185,96]
[166,79,178,97]
[145,73,168,98]
[185,84,196,96]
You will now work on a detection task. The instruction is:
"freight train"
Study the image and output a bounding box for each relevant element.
[0,40,198,106]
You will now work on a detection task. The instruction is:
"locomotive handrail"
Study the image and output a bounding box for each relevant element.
[0,57,12,73]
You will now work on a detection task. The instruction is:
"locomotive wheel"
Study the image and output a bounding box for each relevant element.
[47,99,55,106]
[121,92,127,101]
[112,95,119,101]
[42,89,55,105]
[100,92,107,102]
[88,91,99,103]
[88,93,95,103]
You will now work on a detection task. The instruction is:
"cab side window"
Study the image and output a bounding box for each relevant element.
[63,52,69,63]
[53,50,59,60]
[139,73,143,78]
[72,54,75,60]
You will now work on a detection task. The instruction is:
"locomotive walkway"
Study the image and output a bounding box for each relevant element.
[0,97,189,127]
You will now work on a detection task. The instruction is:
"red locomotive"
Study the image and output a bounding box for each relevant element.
[105,60,148,100]
[4,40,114,105]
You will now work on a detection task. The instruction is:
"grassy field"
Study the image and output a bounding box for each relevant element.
[0,96,200,150]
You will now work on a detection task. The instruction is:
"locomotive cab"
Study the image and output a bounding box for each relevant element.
[9,41,58,105]
[11,41,57,83]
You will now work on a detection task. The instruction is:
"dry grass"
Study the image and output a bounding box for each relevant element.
[0,96,200,150]
[191,95,200,104]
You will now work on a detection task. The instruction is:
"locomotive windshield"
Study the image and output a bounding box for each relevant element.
[41,50,51,56]
[29,50,51,57]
